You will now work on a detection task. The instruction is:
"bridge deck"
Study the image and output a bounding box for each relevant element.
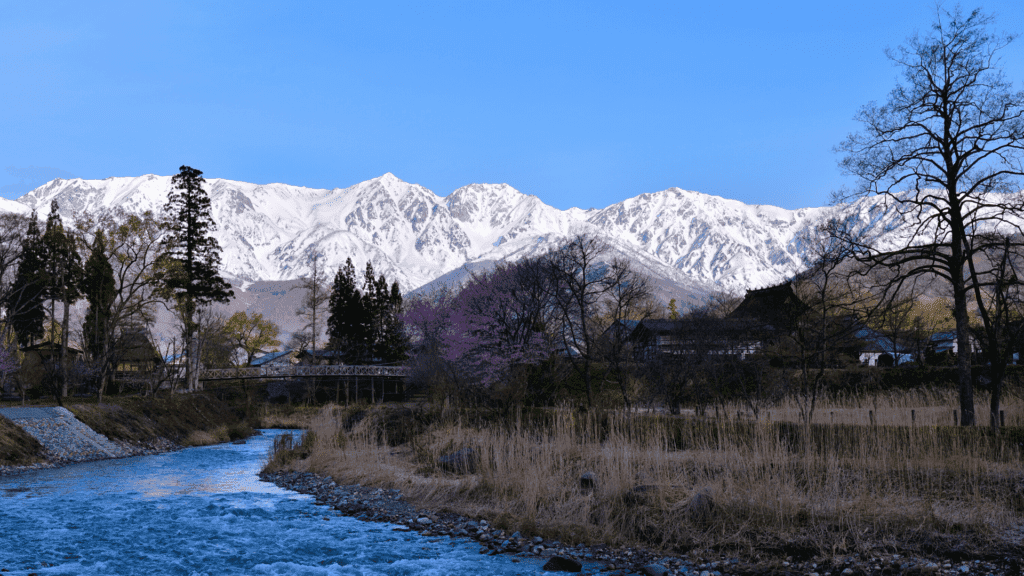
[199,364,410,381]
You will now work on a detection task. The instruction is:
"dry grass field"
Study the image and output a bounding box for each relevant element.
[266,388,1024,560]
[254,403,319,430]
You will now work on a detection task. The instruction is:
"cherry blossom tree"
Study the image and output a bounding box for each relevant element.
[402,258,554,402]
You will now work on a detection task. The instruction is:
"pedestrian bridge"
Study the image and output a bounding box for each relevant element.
[198,364,411,382]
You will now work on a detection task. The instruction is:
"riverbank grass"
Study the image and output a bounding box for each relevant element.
[267,393,1024,561]
[0,414,45,466]
[67,393,253,447]
[253,403,319,430]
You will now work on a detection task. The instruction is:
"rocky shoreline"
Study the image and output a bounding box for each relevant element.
[258,469,1023,576]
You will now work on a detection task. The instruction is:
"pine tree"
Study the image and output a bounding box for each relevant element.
[41,201,84,401]
[83,229,116,400]
[364,264,406,364]
[158,166,234,391]
[326,259,407,366]
[361,262,382,364]
[378,280,408,363]
[327,258,365,363]
[8,213,46,348]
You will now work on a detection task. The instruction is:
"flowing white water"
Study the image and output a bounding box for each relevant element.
[0,430,555,575]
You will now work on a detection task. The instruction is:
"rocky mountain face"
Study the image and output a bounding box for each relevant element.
[10,172,1004,304]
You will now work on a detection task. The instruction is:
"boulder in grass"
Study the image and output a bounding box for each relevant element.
[623,484,656,505]
[685,489,714,523]
[437,447,477,474]
[580,471,596,494]
[542,556,583,572]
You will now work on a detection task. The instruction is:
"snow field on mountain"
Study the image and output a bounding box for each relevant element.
[13,172,1024,302]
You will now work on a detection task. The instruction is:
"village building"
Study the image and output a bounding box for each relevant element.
[855,327,913,367]
[17,342,85,391]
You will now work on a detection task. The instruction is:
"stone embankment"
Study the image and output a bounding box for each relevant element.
[0,407,176,475]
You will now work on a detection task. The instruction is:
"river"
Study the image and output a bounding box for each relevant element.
[0,430,555,575]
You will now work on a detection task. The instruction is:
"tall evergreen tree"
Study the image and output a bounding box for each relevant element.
[8,212,46,348]
[41,201,84,401]
[361,262,382,363]
[83,229,116,401]
[327,258,365,362]
[326,259,407,366]
[378,280,408,364]
[158,166,233,391]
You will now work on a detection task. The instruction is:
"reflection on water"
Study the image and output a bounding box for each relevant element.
[0,430,551,576]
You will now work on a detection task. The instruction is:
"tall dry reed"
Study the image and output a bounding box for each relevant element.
[271,393,1023,558]
[727,386,1024,427]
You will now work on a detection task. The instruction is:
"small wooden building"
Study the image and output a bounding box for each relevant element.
[18,342,84,390]
[113,331,163,377]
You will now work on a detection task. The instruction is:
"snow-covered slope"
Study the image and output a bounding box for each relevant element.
[15,172,1003,300]
[587,189,837,290]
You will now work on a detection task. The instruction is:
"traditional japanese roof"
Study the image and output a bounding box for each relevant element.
[628,317,768,341]
[727,281,809,329]
[115,330,161,363]
[21,342,84,355]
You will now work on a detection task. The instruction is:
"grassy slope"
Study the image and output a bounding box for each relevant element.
[0,393,254,466]
[68,394,253,447]
[0,414,45,466]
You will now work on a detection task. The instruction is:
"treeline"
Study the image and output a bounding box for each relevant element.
[398,227,1024,429]
[325,258,406,364]
[0,166,257,404]
[401,233,654,409]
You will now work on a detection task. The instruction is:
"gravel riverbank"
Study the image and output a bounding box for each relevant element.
[258,469,1023,576]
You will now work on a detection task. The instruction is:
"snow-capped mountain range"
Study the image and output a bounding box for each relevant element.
[4,172,953,300]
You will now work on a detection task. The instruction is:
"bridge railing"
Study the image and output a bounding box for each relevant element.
[199,364,411,381]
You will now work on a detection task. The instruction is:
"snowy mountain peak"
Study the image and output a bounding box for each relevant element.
[446,183,531,221]
[8,171,975,301]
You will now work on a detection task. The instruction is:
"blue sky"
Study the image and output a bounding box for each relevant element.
[3,1,1024,210]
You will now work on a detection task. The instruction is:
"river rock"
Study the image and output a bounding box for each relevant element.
[686,489,714,523]
[437,447,477,474]
[542,556,582,572]
[642,564,669,576]
[580,471,596,493]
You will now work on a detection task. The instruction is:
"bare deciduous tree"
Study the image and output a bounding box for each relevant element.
[837,6,1024,425]
[788,222,865,424]
[76,209,166,401]
[968,234,1024,429]
[545,233,651,408]
[296,251,330,354]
